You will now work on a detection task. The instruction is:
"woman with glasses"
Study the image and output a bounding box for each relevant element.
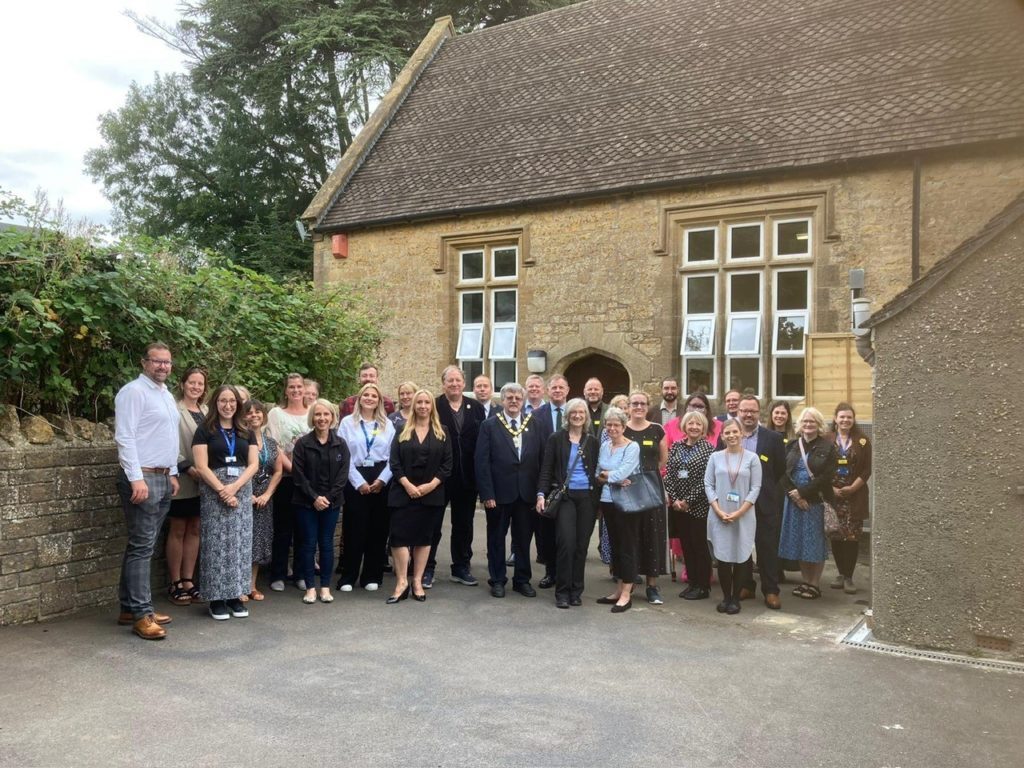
[623,390,668,605]
[664,392,722,449]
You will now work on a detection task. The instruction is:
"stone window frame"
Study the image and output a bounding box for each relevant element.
[439,227,529,390]
[657,191,835,400]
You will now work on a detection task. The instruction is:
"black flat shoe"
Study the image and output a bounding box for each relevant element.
[538,575,555,589]
[610,600,632,614]
[386,586,410,604]
[555,598,570,609]
[412,591,426,602]
[716,600,730,613]
[570,596,582,607]
[595,596,617,605]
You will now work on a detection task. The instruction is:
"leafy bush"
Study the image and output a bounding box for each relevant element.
[1,192,383,420]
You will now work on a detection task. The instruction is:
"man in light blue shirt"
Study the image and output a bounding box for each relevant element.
[114,342,180,640]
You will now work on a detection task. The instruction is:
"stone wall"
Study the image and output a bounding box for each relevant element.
[0,410,135,625]
[313,141,1024,405]
[870,212,1024,660]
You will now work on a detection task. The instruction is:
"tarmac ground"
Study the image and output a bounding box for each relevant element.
[1,515,1021,767]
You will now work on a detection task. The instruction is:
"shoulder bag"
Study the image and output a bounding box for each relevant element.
[610,470,665,514]
[540,441,585,520]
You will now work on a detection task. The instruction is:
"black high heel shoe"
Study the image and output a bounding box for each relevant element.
[412,590,426,602]
[386,586,410,605]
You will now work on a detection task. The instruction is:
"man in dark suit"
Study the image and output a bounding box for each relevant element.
[475,382,543,598]
[428,365,487,589]
[734,395,787,609]
[530,374,569,588]
[717,389,742,422]
[473,374,500,418]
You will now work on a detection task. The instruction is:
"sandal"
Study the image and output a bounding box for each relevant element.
[797,584,822,600]
[182,578,203,603]
[168,580,191,606]
[792,583,811,597]
[249,589,265,601]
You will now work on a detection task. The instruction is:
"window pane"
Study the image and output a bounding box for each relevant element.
[686,275,715,314]
[775,357,805,397]
[730,273,761,312]
[730,224,761,259]
[461,250,483,280]
[686,229,716,262]
[493,247,517,278]
[493,290,516,323]
[683,317,715,355]
[775,314,807,352]
[490,325,517,359]
[777,220,810,256]
[728,358,760,396]
[461,292,483,324]
[463,360,483,387]
[777,270,808,310]
[727,316,760,354]
[493,360,516,389]
[685,358,714,396]
[456,327,482,359]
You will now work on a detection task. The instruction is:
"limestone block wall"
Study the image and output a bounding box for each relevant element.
[314,142,1024,403]
[870,214,1024,660]
[0,413,139,625]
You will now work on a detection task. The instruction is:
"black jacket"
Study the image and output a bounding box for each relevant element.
[781,435,837,504]
[388,427,452,507]
[435,395,486,489]
[475,413,544,505]
[291,431,349,508]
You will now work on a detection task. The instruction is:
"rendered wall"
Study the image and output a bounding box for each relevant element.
[870,215,1024,659]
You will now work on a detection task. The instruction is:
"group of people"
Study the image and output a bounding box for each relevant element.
[113,343,871,639]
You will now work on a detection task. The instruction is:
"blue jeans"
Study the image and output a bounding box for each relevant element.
[295,505,340,588]
[116,470,172,618]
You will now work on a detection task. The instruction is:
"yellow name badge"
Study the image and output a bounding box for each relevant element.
[760,454,769,462]
[837,458,849,465]
[643,440,654,446]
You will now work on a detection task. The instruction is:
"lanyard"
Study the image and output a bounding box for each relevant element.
[360,420,378,456]
[836,434,851,457]
[218,427,237,459]
[725,450,742,486]
[257,433,269,466]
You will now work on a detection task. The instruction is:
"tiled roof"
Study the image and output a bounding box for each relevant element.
[864,190,1024,329]
[316,0,1024,232]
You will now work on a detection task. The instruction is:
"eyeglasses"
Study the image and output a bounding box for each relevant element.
[628,401,647,407]
[146,359,173,367]
[686,404,706,411]
[738,409,760,415]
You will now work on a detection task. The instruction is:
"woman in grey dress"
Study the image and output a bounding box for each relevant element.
[193,385,259,621]
[243,399,282,602]
[703,418,762,615]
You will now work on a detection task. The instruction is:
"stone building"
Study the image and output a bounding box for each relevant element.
[303,0,1024,413]
[862,192,1024,660]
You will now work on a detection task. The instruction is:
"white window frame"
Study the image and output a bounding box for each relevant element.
[771,267,812,398]
[773,217,812,260]
[725,314,762,355]
[772,312,808,355]
[683,226,718,265]
[681,272,718,397]
[726,356,763,398]
[490,245,519,281]
[726,222,763,262]
[488,288,517,361]
[459,249,485,283]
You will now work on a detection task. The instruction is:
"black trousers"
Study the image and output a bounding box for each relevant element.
[602,501,641,584]
[428,482,477,573]
[485,500,534,587]
[555,490,597,600]
[743,510,782,596]
[831,539,860,578]
[536,514,557,576]
[270,476,300,581]
[679,513,712,589]
[339,482,391,587]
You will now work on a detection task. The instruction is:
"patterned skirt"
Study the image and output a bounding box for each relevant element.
[199,468,253,601]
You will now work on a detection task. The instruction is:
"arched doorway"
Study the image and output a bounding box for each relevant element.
[563,353,630,402]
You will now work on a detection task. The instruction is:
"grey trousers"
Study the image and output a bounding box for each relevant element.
[117,470,172,617]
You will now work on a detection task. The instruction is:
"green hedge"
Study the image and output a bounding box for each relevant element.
[1,194,383,420]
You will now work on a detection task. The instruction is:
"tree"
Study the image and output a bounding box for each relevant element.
[86,0,574,280]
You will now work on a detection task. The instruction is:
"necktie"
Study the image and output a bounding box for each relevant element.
[510,419,517,431]
[555,407,562,431]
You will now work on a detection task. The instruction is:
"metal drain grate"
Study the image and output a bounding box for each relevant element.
[839,619,1024,674]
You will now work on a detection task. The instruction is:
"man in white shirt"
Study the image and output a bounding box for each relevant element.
[114,342,180,640]
[473,374,498,417]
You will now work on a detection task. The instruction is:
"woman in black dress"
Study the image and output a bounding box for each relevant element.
[623,390,668,605]
[386,389,452,603]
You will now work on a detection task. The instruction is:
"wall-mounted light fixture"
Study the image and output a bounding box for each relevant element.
[527,349,547,373]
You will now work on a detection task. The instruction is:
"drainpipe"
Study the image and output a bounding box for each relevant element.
[911,157,921,281]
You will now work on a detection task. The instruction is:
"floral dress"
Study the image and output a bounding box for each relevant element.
[251,432,279,566]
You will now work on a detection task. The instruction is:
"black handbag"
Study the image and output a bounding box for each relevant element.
[610,470,665,514]
[540,442,585,519]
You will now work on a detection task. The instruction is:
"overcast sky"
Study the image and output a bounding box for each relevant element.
[0,1,186,226]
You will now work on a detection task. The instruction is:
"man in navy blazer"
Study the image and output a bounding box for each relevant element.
[527,374,569,588]
[475,382,543,598]
[734,395,787,609]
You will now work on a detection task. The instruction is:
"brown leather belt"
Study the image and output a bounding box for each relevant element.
[141,467,171,475]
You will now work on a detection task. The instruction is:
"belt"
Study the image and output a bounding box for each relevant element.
[141,467,171,475]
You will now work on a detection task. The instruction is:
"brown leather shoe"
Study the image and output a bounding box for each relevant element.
[764,593,782,610]
[132,614,167,640]
[118,611,172,626]
[738,588,756,601]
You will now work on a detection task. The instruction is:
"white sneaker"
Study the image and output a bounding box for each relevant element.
[843,577,857,594]
[270,580,285,592]
[365,583,379,592]
[830,574,845,589]
[340,584,354,592]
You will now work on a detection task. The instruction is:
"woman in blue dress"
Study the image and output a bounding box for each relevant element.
[778,407,838,599]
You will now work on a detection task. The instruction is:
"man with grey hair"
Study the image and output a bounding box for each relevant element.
[475,382,543,598]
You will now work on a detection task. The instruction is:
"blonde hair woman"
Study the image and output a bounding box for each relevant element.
[386,390,452,602]
[336,383,395,593]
